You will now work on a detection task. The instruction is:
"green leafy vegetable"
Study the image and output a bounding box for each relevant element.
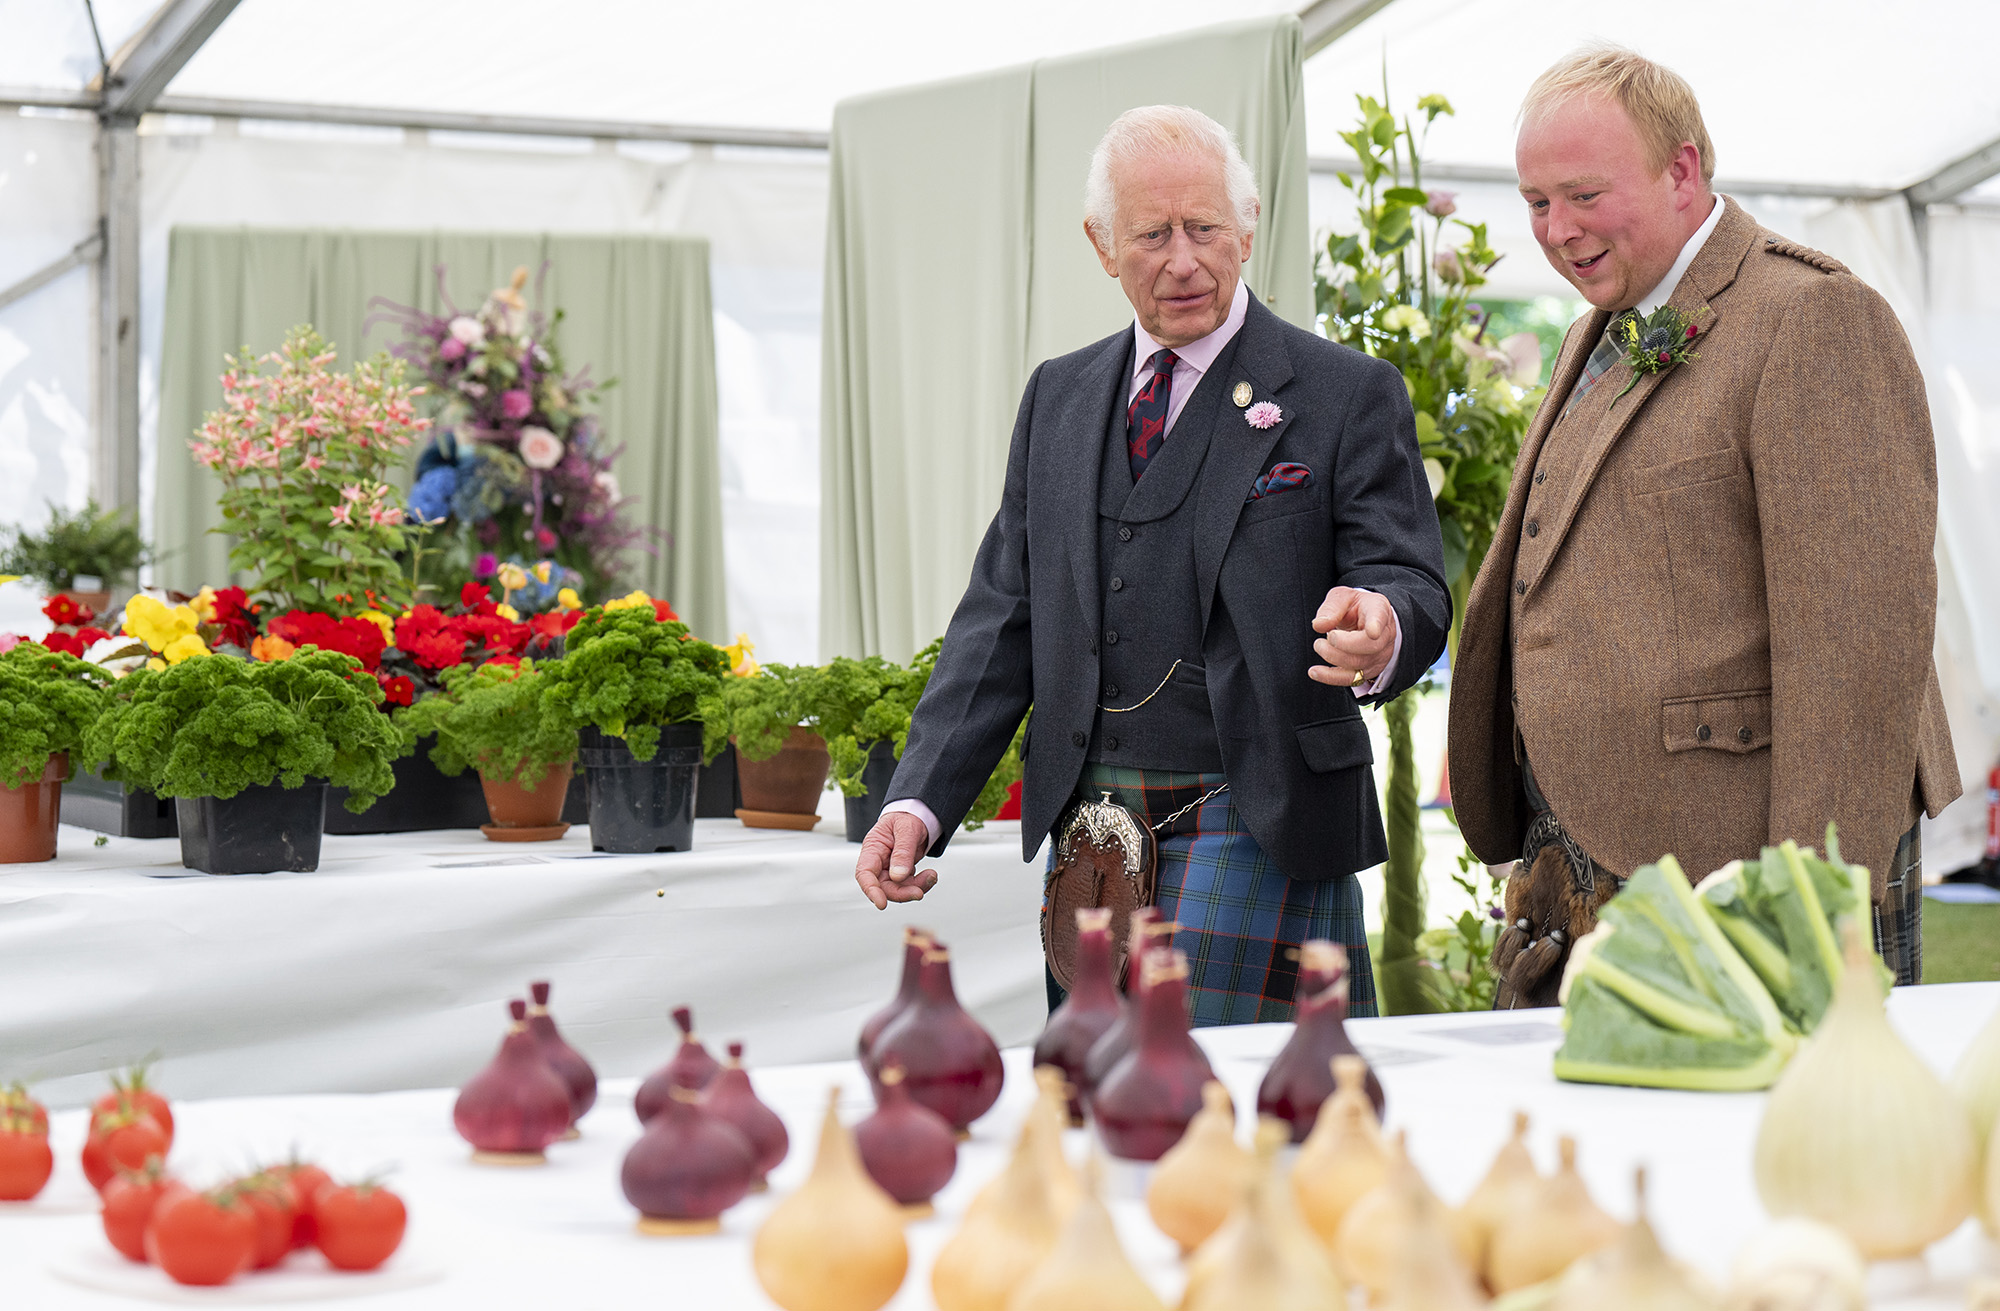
[699,663,822,763]
[812,642,938,797]
[396,660,576,788]
[537,607,729,762]
[0,644,112,788]
[1696,830,1875,1033]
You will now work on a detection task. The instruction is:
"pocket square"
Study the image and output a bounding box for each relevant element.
[1247,462,1313,501]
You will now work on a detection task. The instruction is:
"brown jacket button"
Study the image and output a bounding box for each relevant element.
[1515,579,1526,595]
[1526,519,1539,538]
[1738,726,1753,744]
[1534,470,1546,485]
[1697,724,1712,742]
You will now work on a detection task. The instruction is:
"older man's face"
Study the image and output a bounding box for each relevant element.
[1089,152,1255,348]
[1517,94,1708,312]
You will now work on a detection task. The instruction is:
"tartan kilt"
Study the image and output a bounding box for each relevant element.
[1059,763,1375,1025]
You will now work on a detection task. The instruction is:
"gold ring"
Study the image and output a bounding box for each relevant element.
[1351,667,1366,687]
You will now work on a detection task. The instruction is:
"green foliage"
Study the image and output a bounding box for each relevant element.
[397,660,576,789]
[699,663,822,764]
[82,650,399,811]
[1476,297,1587,389]
[0,500,147,591]
[813,642,939,797]
[538,606,729,762]
[1412,839,1503,1012]
[0,644,112,788]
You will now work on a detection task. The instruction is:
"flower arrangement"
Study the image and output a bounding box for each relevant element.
[375,267,642,601]
[0,643,111,788]
[33,594,111,660]
[83,649,401,812]
[191,327,429,616]
[396,660,576,790]
[537,605,729,763]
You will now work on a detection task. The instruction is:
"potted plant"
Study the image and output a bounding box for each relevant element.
[814,644,936,843]
[0,643,111,863]
[83,650,400,874]
[0,499,147,613]
[702,663,828,829]
[539,600,728,853]
[398,660,577,841]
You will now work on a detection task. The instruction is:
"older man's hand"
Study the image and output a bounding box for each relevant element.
[1309,586,1396,688]
[854,811,939,909]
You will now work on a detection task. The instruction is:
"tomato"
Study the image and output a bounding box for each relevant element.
[313,1181,407,1271]
[1,1083,48,1136]
[146,1189,255,1287]
[0,1115,53,1201]
[269,1161,331,1250]
[101,1161,176,1262]
[232,1173,296,1269]
[81,1106,168,1194]
[93,1068,173,1149]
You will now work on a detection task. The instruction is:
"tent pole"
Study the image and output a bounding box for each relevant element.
[94,118,141,514]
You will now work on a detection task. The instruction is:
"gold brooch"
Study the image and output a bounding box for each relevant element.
[1232,381,1253,408]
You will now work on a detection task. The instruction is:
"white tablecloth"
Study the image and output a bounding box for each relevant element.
[3,986,1996,1309]
[0,817,1049,1110]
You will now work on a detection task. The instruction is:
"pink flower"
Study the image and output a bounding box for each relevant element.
[535,527,558,551]
[330,503,354,527]
[475,553,498,577]
[448,316,485,346]
[340,483,367,502]
[500,389,533,420]
[369,504,405,527]
[1245,401,1283,430]
[519,425,564,470]
[1432,248,1463,282]
[1425,189,1458,218]
[303,454,325,472]
[439,337,467,363]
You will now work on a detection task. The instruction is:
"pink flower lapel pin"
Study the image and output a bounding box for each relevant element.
[1245,401,1282,429]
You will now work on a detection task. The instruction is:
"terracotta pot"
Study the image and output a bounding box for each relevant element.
[0,753,66,864]
[734,727,829,819]
[480,761,574,834]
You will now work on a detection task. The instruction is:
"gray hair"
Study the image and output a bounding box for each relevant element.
[1083,105,1260,245]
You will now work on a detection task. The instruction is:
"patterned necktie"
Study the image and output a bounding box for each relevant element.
[1127,348,1180,480]
[1558,326,1624,422]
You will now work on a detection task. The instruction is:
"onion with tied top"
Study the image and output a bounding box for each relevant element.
[621,1084,756,1235]
[1032,908,1124,1126]
[1092,948,1212,1162]
[1256,941,1383,1142]
[854,1060,958,1211]
[703,1041,789,1187]
[870,945,1004,1133]
[860,927,933,1066]
[636,1004,721,1124]
[526,979,597,1126]
[453,998,574,1164]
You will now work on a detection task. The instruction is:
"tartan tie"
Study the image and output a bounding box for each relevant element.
[1559,327,1624,421]
[1127,348,1179,480]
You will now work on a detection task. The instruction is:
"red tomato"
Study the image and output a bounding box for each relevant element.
[1,1084,48,1136]
[81,1107,168,1194]
[93,1068,174,1149]
[146,1189,255,1287]
[313,1181,407,1271]
[0,1116,53,1201]
[269,1161,332,1250]
[232,1173,296,1270]
[101,1161,176,1262]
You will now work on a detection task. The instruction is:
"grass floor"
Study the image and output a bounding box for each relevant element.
[1924,899,2000,984]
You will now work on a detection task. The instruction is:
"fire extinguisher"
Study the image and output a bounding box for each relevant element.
[1986,763,2000,863]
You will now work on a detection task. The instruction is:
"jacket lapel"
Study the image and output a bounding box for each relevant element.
[1523,198,1759,593]
[1062,332,1132,632]
[1193,298,1294,628]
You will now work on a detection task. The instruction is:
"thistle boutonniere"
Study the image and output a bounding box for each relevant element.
[1611,305,1704,402]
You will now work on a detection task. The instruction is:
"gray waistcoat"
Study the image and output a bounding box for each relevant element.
[1085,332,1245,773]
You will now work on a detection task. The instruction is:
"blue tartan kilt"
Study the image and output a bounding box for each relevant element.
[1059,763,1374,1025]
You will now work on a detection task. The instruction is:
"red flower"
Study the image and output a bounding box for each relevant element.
[209,586,258,648]
[456,611,531,659]
[39,631,86,657]
[460,582,493,611]
[266,610,387,672]
[534,527,558,552]
[484,654,522,670]
[528,610,582,641]
[652,599,679,623]
[43,595,92,627]
[1657,350,1671,364]
[377,673,415,707]
[74,625,108,647]
[1685,323,1700,340]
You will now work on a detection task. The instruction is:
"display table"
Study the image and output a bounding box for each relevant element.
[3,986,1996,1308]
[0,818,1049,1110]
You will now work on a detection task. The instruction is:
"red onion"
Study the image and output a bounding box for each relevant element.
[702,1042,789,1186]
[635,1005,721,1124]
[854,1060,958,1210]
[870,946,1004,1133]
[527,980,597,1126]
[453,999,574,1163]
[858,927,932,1065]
[621,1084,757,1234]
[1257,949,1383,1143]
[1083,909,1191,1100]
[1296,937,1347,998]
[1032,907,1124,1125]
[1092,948,1213,1161]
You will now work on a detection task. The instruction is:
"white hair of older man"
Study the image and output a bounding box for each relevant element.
[1083,105,1260,246]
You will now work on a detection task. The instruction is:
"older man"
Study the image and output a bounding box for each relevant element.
[851,105,1450,1022]
[1450,46,1959,1000]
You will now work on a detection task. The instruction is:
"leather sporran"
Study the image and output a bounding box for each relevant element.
[1042,791,1157,991]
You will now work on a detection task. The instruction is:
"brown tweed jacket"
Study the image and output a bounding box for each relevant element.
[1449,197,1959,897]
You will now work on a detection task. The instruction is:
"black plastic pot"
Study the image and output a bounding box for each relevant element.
[561,769,590,825]
[325,736,489,833]
[843,738,901,843]
[577,724,700,853]
[60,764,178,838]
[695,742,742,819]
[176,779,329,874]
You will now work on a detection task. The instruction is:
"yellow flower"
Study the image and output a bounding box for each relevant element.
[145,657,166,672]
[356,610,394,643]
[532,561,553,585]
[495,603,520,621]
[161,634,209,665]
[722,632,759,678]
[191,586,219,623]
[603,589,654,613]
[123,595,202,654]
[497,562,529,592]
[556,587,582,612]
[0,574,22,586]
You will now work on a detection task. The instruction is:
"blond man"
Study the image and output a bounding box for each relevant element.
[1449,46,1958,999]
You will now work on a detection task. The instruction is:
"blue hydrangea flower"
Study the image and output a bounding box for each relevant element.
[409,464,459,524]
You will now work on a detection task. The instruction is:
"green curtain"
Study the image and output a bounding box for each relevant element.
[155,229,727,640]
[820,15,1311,661]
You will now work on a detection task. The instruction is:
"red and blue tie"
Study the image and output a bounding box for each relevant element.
[1127,348,1180,480]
